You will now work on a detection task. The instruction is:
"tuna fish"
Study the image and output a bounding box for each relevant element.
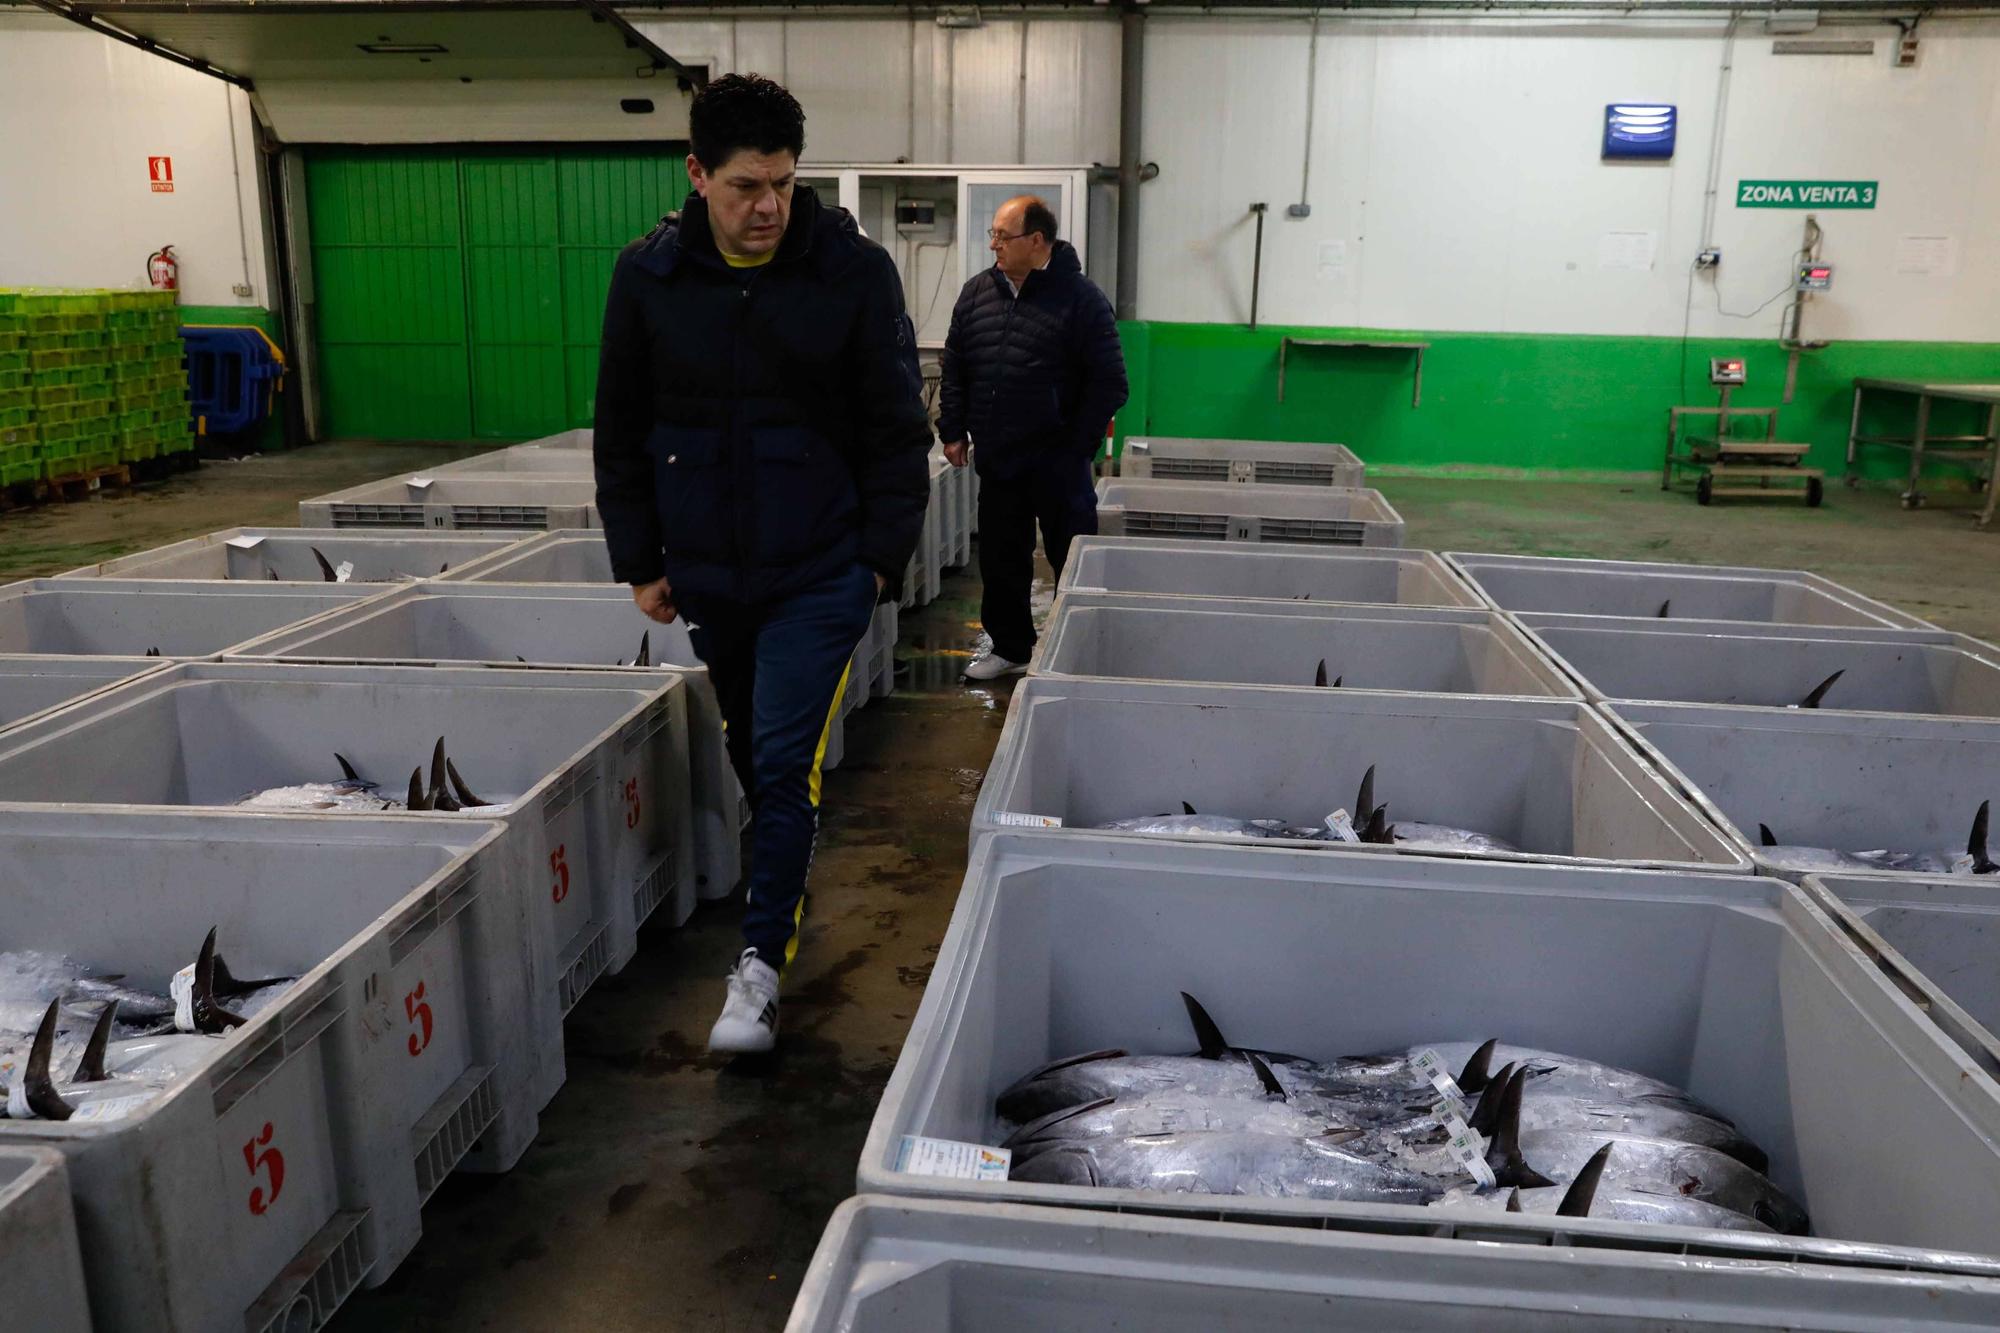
[1757,800,1996,876]
[1352,766,1521,856]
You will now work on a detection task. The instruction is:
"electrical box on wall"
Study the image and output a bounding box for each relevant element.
[895,199,940,233]
[1603,104,1677,159]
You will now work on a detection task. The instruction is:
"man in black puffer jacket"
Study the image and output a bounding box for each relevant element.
[939,196,1127,681]
[595,74,932,1054]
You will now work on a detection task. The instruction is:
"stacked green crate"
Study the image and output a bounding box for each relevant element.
[106,289,190,462]
[0,293,32,485]
[9,289,115,479]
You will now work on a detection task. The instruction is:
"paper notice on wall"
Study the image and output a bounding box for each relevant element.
[1597,231,1658,272]
[1894,235,1956,277]
[1317,240,1347,282]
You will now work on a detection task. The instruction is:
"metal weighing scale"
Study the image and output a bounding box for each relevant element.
[1663,357,1824,506]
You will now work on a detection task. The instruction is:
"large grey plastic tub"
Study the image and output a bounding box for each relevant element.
[230,581,742,904]
[1448,553,1934,630]
[1096,478,1405,547]
[0,654,168,730]
[0,579,379,658]
[1806,872,2000,1086]
[0,662,689,1154]
[973,679,1748,871]
[0,810,514,1332]
[298,475,598,530]
[1060,536,1483,608]
[1605,701,2000,882]
[430,446,593,476]
[794,1197,2000,1333]
[0,1148,91,1333]
[1122,434,1367,488]
[439,528,611,585]
[1035,594,1578,698]
[57,527,534,582]
[518,427,592,449]
[1518,613,2000,717]
[860,833,2000,1275]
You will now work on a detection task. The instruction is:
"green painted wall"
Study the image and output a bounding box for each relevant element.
[1114,322,2000,482]
[303,146,688,442]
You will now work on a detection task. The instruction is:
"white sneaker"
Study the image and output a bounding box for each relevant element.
[707,948,780,1054]
[963,652,1026,682]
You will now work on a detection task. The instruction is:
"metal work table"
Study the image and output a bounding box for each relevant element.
[1846,378,2000,525]
[1277,338,1430,407]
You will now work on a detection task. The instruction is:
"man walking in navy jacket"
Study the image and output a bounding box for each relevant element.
[938,196,1127,680]
[594,75,932,1053]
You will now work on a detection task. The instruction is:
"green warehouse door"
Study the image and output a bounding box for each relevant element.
[305,146,688,441]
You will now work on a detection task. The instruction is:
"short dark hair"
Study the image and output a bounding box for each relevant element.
[1020,197,1058,244]
[689,73,806,170]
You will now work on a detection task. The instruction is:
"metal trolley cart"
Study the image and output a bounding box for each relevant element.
[1846,378,2000,525]
[1664,357,1822,506]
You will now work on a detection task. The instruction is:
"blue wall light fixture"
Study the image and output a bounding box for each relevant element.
[1604,104,1677,159]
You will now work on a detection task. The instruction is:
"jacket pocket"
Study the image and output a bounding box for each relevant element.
[647,425,732,560]
[749,426,857,567]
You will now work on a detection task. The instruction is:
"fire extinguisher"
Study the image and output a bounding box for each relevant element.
[146,245,178,291]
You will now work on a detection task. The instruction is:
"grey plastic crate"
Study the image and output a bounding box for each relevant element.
[0,1148,91,1333]
[869,600,898,698]
[0,579,380,658]
[0,655,168,730]
[431,447,594,476]
[1448,553,1935,630]
[439,529,610,585]
[299,476,598,531]
[795,1196,2000,1333]
[1806,872,2000,1087]
[229,583,711,914]
[0,809,512,1332]
[1096,478,1405,548]
[57,527,536,582]
[1035,594,1578,698]
[1122,435,1367,489]
[1605,701,2000,882]
[860,833,2000,1275]
[936,449,971,567]
[973,678,1748,870]
[1060,536,1483,608]
[519,428,592,450]
[1518,614,2000,716]
[0,662,688,1152]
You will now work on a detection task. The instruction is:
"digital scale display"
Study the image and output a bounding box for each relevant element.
[1796,264,1835,292]
[1709,357,1747,386]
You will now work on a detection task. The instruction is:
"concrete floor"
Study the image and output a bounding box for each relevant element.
[3,448,1995,1330]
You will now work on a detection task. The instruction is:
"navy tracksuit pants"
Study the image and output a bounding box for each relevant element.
[679,561,878,970]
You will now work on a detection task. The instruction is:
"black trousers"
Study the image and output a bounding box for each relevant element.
[975,451,1098,663]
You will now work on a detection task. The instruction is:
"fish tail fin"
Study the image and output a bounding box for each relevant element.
[1456,1038,1499,1094]
[1245,1051,1287,1101]
[1182,801,1198,816]
[1798,669,1845,709]
[1331,676,1342,688]
[24,1001,73,1120]
[1758,823,1779,848]
[1486,1067,1557,1190]
[1504,1188,1523,1214]
[192,927,246,1034]
[1466,1060,1515,1136]
[311,547,337,582]
[1314,659,1328,688]
[334,752,361,783]
[1971,800,1996,874]
[1360,804,1393,845]
[1181,991,1232,1059]
[637,631,651,669]
[446,758,488,808]
[75,1001,117,1083]
[1356,765,1377,826]
[407,767,431,811]
[1557,1143,1614,1218]
[1656,599,1671,618]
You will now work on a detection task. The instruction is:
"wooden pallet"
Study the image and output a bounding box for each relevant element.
[44,464,132,502]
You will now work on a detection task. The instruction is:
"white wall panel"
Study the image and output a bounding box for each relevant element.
[0,13,267,307]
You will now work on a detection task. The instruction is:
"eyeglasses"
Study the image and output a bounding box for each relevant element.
[987,229,1029,243]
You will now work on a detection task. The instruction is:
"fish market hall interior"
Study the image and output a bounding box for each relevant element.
[5,1,2000,1329]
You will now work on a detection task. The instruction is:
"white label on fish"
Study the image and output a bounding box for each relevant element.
[169,963,196,1033]
[992,812,1063,829]
[1445,1124,1497,1189]
[333,560,355,583]
[1413,1048,1465,1103]
[1322,809,1360,843]
[894,1135,1011,1181]
[70,1093,155,1124]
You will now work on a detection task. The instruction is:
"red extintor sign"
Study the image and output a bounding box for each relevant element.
[148,156,174,193]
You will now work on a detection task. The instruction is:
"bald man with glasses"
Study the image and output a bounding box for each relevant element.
[939,195,1127,681]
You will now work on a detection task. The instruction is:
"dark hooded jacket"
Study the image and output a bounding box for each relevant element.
[936,240,1127,481]
[593,186,932,603]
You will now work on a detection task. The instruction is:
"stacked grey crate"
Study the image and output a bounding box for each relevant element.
[803,495,2000,1320]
